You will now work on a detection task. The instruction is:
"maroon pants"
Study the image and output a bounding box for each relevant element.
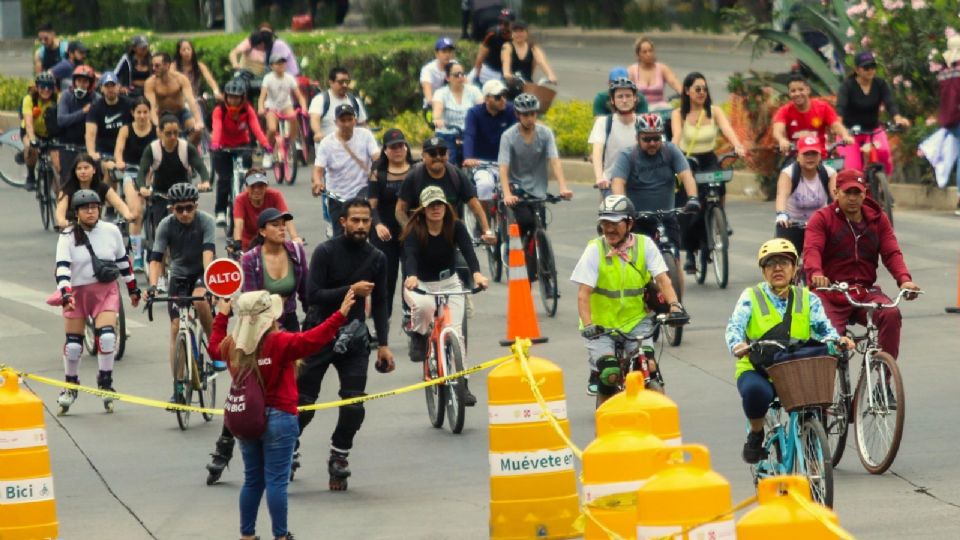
[816,287,902,359]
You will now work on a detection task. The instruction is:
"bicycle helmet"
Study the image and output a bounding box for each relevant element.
[224,79,247,97]
[597,195,636,223]
[72,65,95,82]
[167,182,199,203]
[498,8,515,22]
[635,113,664,134]
[513,93,540,114]
[71,189,102,209]
[35,71,56,88]
[608,76,637,93]
[757,238,798,267]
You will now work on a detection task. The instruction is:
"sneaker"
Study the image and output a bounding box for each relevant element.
[463,388,477,407]
[132,257,145,274]
[954,198,960,216]
[24,178,37,192]
[587,371,599,396]
[262,153,273,169]
[742,429,765,464]
[215,212,227,227]
[683,255,696,274]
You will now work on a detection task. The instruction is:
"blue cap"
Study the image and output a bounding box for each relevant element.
[608,66,628,82]
[435,37,455,51]
[99,71,119,86]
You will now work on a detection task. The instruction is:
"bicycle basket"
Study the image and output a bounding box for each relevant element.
[766,355,837,412]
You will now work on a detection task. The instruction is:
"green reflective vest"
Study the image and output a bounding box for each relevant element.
[735,284,812,379]
[583,234,650,332]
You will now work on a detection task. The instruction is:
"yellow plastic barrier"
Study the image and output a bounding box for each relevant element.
[636,445,736,540]
[738,476,852,540]
[582,410,666,540]
[596,371,682,445]
[0,369,58,539]
[488,342,579,539]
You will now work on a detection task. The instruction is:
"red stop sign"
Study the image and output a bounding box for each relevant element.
[204,258,244,298]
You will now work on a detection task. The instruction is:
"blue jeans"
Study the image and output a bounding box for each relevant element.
[437,132,461,166]
[736,370,775,420]
[238,407,299,538]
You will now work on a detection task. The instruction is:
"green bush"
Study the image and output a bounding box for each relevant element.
[68,28,478,121]
[0,76,32,112]
[542,99,593,157]
[371,109,435,149]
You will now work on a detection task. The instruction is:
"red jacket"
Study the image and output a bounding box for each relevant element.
[208,310,346,414]
[803,197,911,287]
[211,101,270,149]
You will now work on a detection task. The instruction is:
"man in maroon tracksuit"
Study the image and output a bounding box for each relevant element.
[804,169,920,360]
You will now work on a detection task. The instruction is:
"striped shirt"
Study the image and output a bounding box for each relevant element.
[55,222,134,294]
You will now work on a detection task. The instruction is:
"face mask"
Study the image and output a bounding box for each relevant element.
[73,87,88,99]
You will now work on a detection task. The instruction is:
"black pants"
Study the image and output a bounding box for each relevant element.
[371,233,401,319]
[633,214,681,259]
[213,151,252,214]
[681,152,724,254]
[296,345,369,451]
[776,224,806,256]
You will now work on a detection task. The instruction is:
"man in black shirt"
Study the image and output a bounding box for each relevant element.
[86,71,132,171]
[296,198,395,491]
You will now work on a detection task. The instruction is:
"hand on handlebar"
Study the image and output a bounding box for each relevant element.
[838,336,855,351]
[311,178,325,197]
[473,272,489,290]
[683,196,701,213]
[559,188,574,201]
[778,139,792,154]
[581,324,604,339]
[775,212,790,227]
[810,275,830,289]
[900,281,921,300]
[595,178,611,190]
[462,158,480,168]
[403,275,419,290]
[197,181,211,192]
[503,193,519,207]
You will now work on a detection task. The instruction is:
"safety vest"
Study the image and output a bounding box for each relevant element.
[584,234,651,332]
[735,283,812,379]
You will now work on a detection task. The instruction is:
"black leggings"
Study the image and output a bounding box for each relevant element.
[213,151,252,214]
[296,346,369,451]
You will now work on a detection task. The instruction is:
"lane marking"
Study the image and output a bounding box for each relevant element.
[0,280,144,328]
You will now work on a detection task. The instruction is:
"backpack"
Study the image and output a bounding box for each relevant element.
[789,162,831,196]
[318,89,361,121]
[147,139,192,184]
[411,162,465,197]
[40,41,69,68]
[223,364,271,440]
[42,101,61,138]
[601,114,614,168]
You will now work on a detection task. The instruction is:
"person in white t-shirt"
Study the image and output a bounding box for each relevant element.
[420,37,457,107]
[588,77,640,199]
[259,53,307,169]
[312,104,380,236]
[308,66,369,143]
[432,60,484,166]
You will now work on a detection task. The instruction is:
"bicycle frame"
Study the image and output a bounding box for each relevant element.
[416,288,478,382]
[756,403,812,478]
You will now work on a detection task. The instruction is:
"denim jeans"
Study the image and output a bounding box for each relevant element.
[238,407,299,538]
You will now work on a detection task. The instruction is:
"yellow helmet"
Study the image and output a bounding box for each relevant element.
[757,238,798,267]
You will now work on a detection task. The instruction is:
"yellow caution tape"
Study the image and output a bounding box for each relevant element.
[787,490,855,540]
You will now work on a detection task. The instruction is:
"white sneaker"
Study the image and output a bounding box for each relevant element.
[215,212,226,227]
[262,153,273,169]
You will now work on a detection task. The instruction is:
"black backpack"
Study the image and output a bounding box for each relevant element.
[790,162,831,195]
[319,89,361,120]
[43,102,61,138]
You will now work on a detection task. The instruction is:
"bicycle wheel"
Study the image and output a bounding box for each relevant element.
[535,229,558,317]
[873,171,895,228]
[661,254,683,346]
[199,354,216,422]
[853,351,904,474]
[493,212,508,282]
[796,415,834,508]
[0,137,27,189]
[824,359,851,467]
[115,285,127,361]
[424,348,446,429]
[709,206,729,289]
[444,334,467,434]
[694,244,707,285]
[175,333,193,430]
[286,139,298,185]
[83,317,97,355]
[38,168,52,230]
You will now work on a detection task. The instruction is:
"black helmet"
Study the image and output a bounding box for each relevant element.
[167,182,199,203]
[609,77,637,94]
[71,189,102,209]
[224,79,247,97]
[35,71,56,88]
[513,93,540,114]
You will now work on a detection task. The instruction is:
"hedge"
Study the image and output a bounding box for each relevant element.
[542,99,592,157]
[0,76,30,113]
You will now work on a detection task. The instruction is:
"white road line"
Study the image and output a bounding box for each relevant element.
[0,313,43,338]
[0,280,144,328]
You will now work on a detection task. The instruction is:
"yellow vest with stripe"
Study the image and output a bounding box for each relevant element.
[584,234,651,332]
[735,284,812,379]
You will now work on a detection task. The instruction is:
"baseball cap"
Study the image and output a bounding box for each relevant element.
[99,71,119,86]
[796,136,822,154]
[608,66,628,82]
[836,169,867,192]
[855,51,876,68]
[335,104,357,119]
[269,52,287,64]
[245,171,269,186]
[482,79,507,96]
[435,37,455,51]
[257,207,294,229]
[419,185,447,207]
[422,136,448,151]
[512,19,529,30]
[68,41,88,54]
[382,128,407,146]
[132,35,149,49]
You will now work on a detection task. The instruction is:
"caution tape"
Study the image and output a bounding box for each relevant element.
[788,490,855,540]
[0,353,513,416]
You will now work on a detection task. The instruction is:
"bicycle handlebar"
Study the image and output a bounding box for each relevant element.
[410,286,485,296]
[586,313,688,342]
[635,208,686,219]
[815,282,922,309]
[848,121,904,137]
[144,295,210,322]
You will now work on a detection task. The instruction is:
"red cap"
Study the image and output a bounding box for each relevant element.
[836,169,867,192]
[796,135,822,155]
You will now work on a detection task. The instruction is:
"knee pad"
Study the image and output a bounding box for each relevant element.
[338,391,366,429]
[95,326,116,354]
[596,355,622,396]
[64,334,83,362]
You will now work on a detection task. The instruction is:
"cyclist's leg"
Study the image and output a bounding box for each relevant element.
[836,133,864,172]
[192,281,213,336]
[663,214,684,293]
[510,205,537,279]
[180,108,201,146]
[814,289,854,338]
[213,151,234,215]
[401,283,433,362]
[584,334,615,393]
[852,288,901,359]
[330,350,370,452]
[281,107,298,143]
[265,110,280,149]
[737,370,775,463]
[872,129,894,175]
[626,316,655,371]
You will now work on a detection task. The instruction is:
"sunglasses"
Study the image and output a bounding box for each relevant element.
[38,84,54,91]
[450,72,466,78]
[335,78,351,85]
[691,85,707,93]
[491,94,506,101]
[173,203,196,214]
[640,136,662,143]
[162,130,179,137]
[425,149,448,158]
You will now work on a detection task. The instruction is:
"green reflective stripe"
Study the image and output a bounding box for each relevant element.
[752,287,769,316]
[793,286,804,314]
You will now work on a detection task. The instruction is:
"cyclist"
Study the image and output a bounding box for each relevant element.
[432,60,484,166]
[21,71,59,191]
[85,71,132,178]
[471,9,513,84]
[804,170,921,371]
[113,35,151,97]
[232,169,301,253]
[145,182,216,404]
[114,97,156,272]
[501,19,557,85]
[258,53,308,170]
[56,153,133,230]
[573,195,682,398]
[835,51,910,175]
[420,37,457,106]
[145,52,205,146]
[57,65,97,170]
[628,38,682,110]
[308,67,368,143]
[773,72,854,156]
[50,41,88,92]
[462,79,517,203]
[401,187,489,404]
[229,24,300,78]
[593,67,648,117]
[774,135,837,255]
[211,79,271,226]
[726,238,851,464]
[34,23,69,75]
[311,104,379,236]
[589,77,642,195]
[173,39,223,105]
[54,189,141,413]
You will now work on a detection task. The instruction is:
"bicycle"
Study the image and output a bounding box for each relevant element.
[317,189,347,241]
[464,161,503,282]
[145,293,219,430]
[848,122,901,227]
[415,286,483,434]
[504,185,565,317]
[634,208,685,346]
[0,129,27,188]
[270,109,308,185]
[214,146,256,239]
[817,282,920,474]
[689,152,737,289]
[82,281,128,362]
[747,339,835,508]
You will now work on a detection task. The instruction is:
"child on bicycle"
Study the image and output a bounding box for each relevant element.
[726,238,852,464]
[211,78,271,226]
[258,53,307,170]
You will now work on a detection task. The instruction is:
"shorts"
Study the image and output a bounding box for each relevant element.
[472,166,497,201]
[633,214,680,259]
[63,281,120,320]
[167,274,205,320]
[160,107,193,130]
[583,316,653,369]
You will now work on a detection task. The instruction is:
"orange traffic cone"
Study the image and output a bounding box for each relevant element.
[500,223,548,345]
[947,254,960,313]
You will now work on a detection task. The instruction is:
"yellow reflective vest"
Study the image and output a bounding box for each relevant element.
[735,284,812,379]
[583,234,651,333]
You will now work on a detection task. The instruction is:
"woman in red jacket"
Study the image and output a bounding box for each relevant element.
[210,289,353,540]
[211,79,272,227]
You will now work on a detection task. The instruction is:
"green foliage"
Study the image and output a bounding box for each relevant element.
[625,0,725,33]
[542,99,593,157]
[365,0,462,27]
[372,110,434,148]
[24,0,206,34]
[0,76,32,112]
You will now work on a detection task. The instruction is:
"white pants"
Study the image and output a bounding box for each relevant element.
[403,275,466,340]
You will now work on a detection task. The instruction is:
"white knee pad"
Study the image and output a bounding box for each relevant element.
[96,327,116,354]
[64,335,83,363]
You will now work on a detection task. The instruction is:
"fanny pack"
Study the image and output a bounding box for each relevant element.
[84,240,121,283]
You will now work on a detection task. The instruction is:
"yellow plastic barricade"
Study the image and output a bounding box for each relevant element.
[738,476,848,539]
[596,371,682,445]
[488,354,579,539]
[0,369,58,539]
